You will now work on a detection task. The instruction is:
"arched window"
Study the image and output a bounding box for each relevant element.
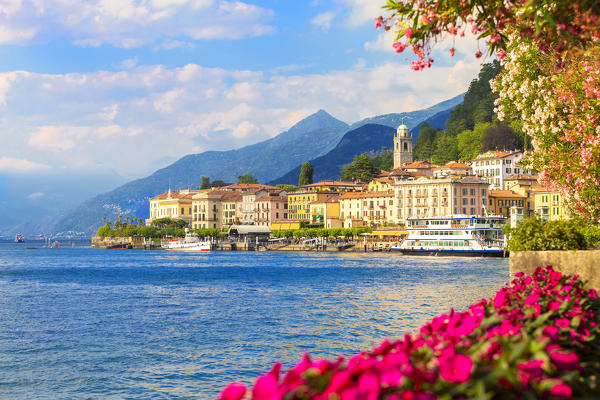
[403,142,408,151]
[396,143,398,150]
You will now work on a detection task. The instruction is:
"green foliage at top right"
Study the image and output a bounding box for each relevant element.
[504,217,600,251]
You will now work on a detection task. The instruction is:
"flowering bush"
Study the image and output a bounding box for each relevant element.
[218,266,600,399]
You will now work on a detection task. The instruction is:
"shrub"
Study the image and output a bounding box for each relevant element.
[218,266,600,399]
[504,217,596,251]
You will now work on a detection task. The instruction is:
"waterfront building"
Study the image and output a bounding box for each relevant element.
[255,196,288,227]
[147,189,198,226]
[534,190,570,221]
[301,181,363,193]
[393,176,489,224]
[191,190,224,229]
[221,192,243,226]
[505,174,544,216]
[393,120,413,168]
[309,196,341,228]
[240,188,286,225]
[433,162,472,178]
[487,190,526,217]
[338,191,395,228]
[288,191,339,221]
[471,150,529,190]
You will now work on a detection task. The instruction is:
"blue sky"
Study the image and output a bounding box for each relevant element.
[0,0,485,180]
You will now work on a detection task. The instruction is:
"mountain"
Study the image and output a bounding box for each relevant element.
[0,171,126,237]
[269,124,396,185]
[46,93,466,236]
[347,93,465,143]
[49,110,349,235]
[268,100,462,185]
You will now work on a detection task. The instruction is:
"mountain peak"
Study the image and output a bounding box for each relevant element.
[288,109,348,134]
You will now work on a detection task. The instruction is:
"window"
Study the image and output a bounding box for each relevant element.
[462,198,467,205]
[462,188,467,195]
[470,189,475,196]
[482,189,486,196]
[470,198,475,205]
[181,207,184,215]
[506,168,511,173]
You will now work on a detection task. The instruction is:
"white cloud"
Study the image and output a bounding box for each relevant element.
[0,157,51,173]
[26,192,45,199]
[311,12,335,32]
[0,59,479,179]
[338,0,387,27]
[0,0,275,47]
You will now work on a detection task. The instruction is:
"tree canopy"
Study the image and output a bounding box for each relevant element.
[298,162,314,187]
[238,173,258,184]
[340,153,379,182]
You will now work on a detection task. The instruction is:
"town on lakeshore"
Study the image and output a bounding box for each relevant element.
[94,121,569,253]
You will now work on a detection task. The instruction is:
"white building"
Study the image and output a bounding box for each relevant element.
[471,151,529,190]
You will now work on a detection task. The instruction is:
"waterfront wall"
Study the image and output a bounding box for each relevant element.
[510,250,600,290]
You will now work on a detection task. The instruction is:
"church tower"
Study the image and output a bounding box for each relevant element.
[393,119,413,169]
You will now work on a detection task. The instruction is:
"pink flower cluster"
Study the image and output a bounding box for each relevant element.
[218,266,600,399]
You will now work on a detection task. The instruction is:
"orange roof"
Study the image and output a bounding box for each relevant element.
[150,190,198,200]
[256,195,288,202]
[373,177,394,184]
[403,160,434,169]
[489,190,526,199]
[221,183,281,191]
[434,162,471,169]
[339,191,392,199]
[475,150,521,160]
[302,180,363,188]
[506,174,538,181]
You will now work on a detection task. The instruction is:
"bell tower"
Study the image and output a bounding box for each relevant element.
[393,118,412,169]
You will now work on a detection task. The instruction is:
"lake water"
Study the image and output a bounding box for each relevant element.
[0,244,509,399]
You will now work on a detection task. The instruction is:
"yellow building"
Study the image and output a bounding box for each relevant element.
[534,190,570,221]
[367,177,394,192]
[147,189,197,226]
[309,196,341,228]
[488,190,526,217]
[288,191,338,221]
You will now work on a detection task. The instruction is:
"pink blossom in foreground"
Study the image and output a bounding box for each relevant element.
[218,266,600,399]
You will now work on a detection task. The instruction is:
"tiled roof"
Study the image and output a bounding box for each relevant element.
[506,174,538,180]
[302,180,363,188]
[256,195,288,202]
[308,195,340,205]
[475,150,521,160]
[403,160,435,169]
[221,183,281,191]
[338,191,393,199]
[150,190,198,200]
[489,190,526,198]
[434,162,471,169]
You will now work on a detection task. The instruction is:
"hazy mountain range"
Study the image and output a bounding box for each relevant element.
[1,93,464,237]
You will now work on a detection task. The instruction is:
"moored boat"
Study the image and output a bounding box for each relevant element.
[14,234,24,243]
[391,215,507,257]
[162,228,211,252]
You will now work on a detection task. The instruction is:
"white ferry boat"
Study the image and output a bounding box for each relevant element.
[391,216,507,257]
[162,229,211,252]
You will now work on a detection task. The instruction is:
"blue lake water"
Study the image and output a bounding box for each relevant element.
[0,244,509,399]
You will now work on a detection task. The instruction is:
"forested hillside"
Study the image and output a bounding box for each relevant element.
[413,61,528,164]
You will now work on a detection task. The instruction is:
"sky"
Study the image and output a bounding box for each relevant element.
[0,0,486,181]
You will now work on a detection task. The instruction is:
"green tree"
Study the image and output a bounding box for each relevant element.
[431,132,459,165]
[277,184,298,193]
[211,180,229,187]
[238,173,258,184]
[298,162,314,187]
[481,123,523,152]
[340,153,379,182]
[413,123,437,161]
[201,176,211,189]
[456,122,491,160]
[372,148,394,171]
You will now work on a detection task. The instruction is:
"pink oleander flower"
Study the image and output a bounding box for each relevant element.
[549,351,582,371]
[219,383,247,400]
[439,352,473,383]
[550,382,573,398]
